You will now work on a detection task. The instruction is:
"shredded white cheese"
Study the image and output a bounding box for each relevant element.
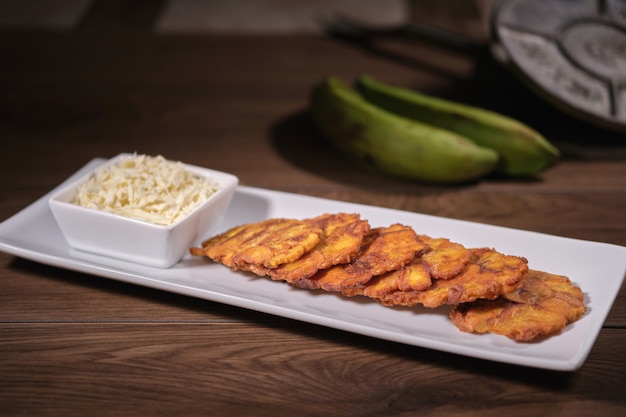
[74,154,219,225]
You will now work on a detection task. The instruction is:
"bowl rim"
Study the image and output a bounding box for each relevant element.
[48,153,239,231]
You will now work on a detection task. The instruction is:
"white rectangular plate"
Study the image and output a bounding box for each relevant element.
[1,158,625,371]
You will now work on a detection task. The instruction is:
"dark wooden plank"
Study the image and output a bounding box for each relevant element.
[1,323,624,417]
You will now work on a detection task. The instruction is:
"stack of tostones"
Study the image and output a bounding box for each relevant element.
[295,223,427,291]
[191,212,587,342]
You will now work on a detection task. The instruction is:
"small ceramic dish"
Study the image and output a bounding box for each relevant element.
[48,154,238,268]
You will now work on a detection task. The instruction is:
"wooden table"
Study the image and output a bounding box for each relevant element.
[1,13,625,417]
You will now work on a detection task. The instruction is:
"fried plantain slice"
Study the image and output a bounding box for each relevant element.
[257,213,371,282]
[449,270,586,341]
[189,224,247,257]
[376,248,529,308]
[418,235,473,280]
[296,224,426,292]
[344,235,471,298]
[191,217,323,270]
[343,259,432,298]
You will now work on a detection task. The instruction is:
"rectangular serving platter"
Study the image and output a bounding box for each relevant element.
[1,158,625,371]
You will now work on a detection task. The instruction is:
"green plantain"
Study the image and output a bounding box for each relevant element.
[356,75,560,176]
[309,77,499,184]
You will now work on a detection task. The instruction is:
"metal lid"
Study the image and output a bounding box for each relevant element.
[491,0,626,132]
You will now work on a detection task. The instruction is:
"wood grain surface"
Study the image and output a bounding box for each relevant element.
[1,2,625,416]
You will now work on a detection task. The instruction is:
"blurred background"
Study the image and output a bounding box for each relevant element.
[1,0,624,164]
[0,0,492,38]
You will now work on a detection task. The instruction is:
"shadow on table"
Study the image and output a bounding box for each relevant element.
[269,109,490,192]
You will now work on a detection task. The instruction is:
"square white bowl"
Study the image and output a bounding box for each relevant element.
[48,154,238,268]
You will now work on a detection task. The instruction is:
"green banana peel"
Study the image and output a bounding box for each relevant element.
[309,77,499,184]
[356,75,560,176]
